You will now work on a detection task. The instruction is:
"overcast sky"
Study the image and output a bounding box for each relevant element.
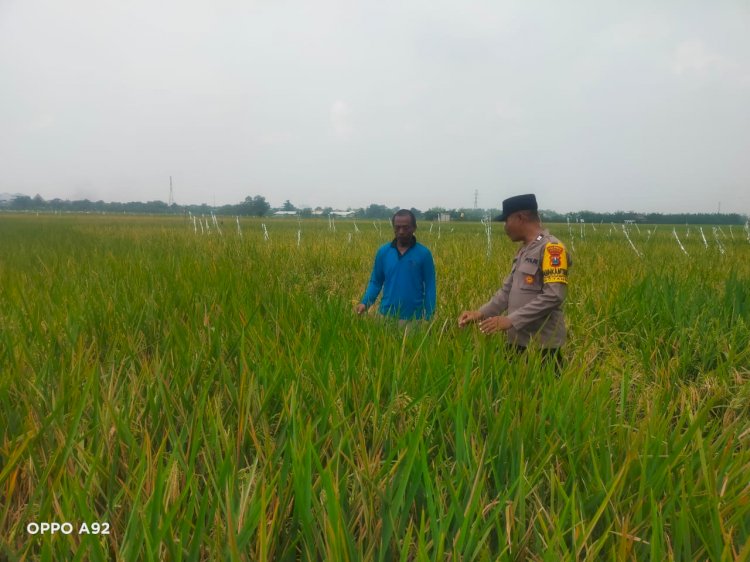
[1,0,749,213]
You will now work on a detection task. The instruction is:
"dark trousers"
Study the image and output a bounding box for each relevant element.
[507,344,564,372]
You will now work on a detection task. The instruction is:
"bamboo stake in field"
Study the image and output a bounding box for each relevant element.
[565,219,576,251]
[211,212,222,235]
[262,223,269,241]
[193,216,197,234]
[481,214,492,258]
[297,229,301,247]
[699,227,708,249]
[672,228,688,256]
[712,227,726,255]
[236,216,242,238]
[621,224,642,258]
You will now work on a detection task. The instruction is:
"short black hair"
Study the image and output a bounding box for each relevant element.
[519,209,540,222]
[391,209,417,227]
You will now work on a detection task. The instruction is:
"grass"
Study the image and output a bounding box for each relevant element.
[1,213,749,560]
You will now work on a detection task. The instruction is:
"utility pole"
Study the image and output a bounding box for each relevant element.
[474,189,478,210]
[169,176,174,206]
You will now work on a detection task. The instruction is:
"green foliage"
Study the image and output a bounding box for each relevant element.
[1,215,749,560]
[238,195,271,217]
[361,204,398,220]
[4,194,748,225]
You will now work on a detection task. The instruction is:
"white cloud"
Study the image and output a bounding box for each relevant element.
[494,99,523,122]
[330,100,352,139]
[600,19,670,50]
[256,132,295,146]
[672,40,737,76]
[26,113,55,132]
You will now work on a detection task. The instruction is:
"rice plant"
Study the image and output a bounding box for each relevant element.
[1,214,748,560]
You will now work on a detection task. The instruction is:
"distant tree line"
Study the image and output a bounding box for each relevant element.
[545,210,748,225]
[2,194,747,224]
[2,194,273,217]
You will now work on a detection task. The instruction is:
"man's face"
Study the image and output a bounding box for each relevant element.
[393,214,416,244]
[504,212,523,241]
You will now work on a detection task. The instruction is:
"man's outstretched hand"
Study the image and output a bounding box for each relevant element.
[457,310,482,328]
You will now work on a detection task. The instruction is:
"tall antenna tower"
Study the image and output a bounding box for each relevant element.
[474,189,478,209]
[169,176,174,206]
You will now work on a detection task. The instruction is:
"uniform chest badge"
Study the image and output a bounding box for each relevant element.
[525,275,535,285]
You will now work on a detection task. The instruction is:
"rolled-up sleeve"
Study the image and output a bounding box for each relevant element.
[479,273,513,318]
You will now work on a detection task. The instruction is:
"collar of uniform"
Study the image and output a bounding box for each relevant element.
[390,236,417,250]
[519,229,550,257]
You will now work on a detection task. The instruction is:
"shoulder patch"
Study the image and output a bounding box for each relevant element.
[542,243,568,284]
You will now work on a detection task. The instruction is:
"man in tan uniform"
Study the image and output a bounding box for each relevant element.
[458,194,570,364]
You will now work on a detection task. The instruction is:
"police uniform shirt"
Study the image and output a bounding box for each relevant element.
[479,229,570,348]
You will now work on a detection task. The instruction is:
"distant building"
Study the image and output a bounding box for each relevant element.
[273,210,298,216]
[438,213,451,222]
[330,210,355,217]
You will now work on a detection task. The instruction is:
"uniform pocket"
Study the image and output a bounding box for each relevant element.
[517,262,542,292]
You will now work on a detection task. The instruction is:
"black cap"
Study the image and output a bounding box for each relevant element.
[494,193,538,221]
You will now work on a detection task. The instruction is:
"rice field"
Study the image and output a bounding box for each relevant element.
[1,213,749,561]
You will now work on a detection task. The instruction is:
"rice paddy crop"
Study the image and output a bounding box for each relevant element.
[1,214,749,560]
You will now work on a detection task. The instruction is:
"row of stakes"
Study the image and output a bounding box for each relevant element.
[186,212,749,258]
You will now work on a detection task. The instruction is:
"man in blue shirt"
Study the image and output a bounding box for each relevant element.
[356,209,436,320]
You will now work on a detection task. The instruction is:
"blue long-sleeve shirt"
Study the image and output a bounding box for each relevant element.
[361,238,436,320]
